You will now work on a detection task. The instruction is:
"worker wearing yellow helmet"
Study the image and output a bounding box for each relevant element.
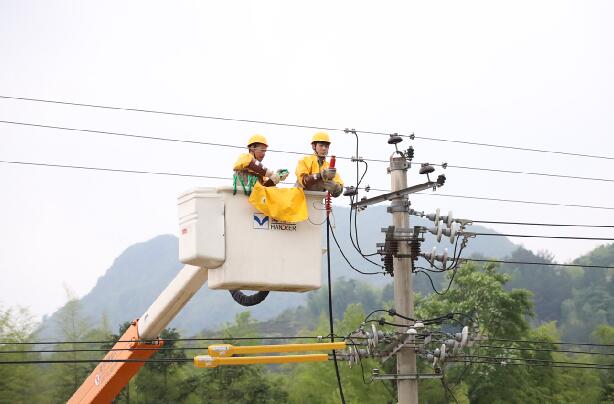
[233,135,289,195]
[295,132,343,197]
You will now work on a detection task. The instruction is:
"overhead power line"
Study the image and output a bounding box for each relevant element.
[4,120,614,184]
[1,94,612,161]
[0,335,335,346]
[371,187,614,211]
[461,355,614,368]
[450,359,614,370]
[464,258,614,270]
[412,134,614,161]
[484,338,614,347]
[477,345,614,357]
[3,159,614,211]
[469,219,614,228]
[470,232,614,241]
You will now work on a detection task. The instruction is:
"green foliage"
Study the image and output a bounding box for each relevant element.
[0,304,42,404]
[285,304,394,404]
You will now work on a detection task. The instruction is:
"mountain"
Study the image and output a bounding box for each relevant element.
[40,205,517,337]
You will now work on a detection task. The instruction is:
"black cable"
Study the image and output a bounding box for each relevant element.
[0,159,231,180]
[470,219,614,228]
[0,335,334,346]
[326,213,346,404]
[328,221,386,275]
[441,368,460,404]
[477,345,614,356]
[470,232,614,241]
[7,120,614,185]
[371,187,614,211]
[449,359,614,370]
[483,338,614,347]
[3,157,614,212]
[461,355,614,368]
[465,258,614,270]
[3,95,612,161]
[412,133,614,161]
[0,120,387,164]
[344,335,373,385]
[348,195,383,266]
[0,358,195,365]
[0,346,209,354]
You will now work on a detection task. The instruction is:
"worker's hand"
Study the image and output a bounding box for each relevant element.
[277,169,289,181]
[323,181,342,197]
[322,168,337,180]
[268,171,280,185]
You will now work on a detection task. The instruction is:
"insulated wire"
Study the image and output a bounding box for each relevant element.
[469,219,614,228]
[326,213,347,404]
[0,335,341,346]
[476,345,614,356]
[483,338,614,347]
[328,221,386,275]
[469,232,614,241]
[2,158,613,211]
[2,95,612,161]
[369,187,614,211]
[3,120,614,184]
[449,359,614,370]
[464,258,614,270]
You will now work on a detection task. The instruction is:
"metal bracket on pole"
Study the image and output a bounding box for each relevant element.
[351,181,438,209]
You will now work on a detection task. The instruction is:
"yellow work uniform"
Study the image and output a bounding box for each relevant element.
[233,153,271,185]
[295,154,343,190]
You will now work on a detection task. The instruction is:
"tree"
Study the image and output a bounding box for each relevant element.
[0,304,43,404]
[43,288,108,403]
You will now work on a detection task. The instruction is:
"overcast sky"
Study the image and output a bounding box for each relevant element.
[1,1,613,319]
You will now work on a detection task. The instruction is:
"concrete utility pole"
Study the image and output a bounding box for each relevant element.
[390,154,418,404]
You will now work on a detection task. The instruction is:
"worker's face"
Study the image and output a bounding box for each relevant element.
[250,144,268,161]
[312,142,329,157]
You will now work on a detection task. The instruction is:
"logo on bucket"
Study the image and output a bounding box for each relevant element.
[253,213,270,230]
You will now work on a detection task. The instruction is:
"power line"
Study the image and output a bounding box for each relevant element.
[0,358,195,365]
[0,346,209,354]
[0,335,336,346]
[469,232,614,241]
[461,355,614,368]
[2,94,612,161]
[6,120,614,184]
[464,258,614,270]
[412,134,614,161]
[3,159,614,212]
[408,190,614,211]
[0,159,229,180]
[483,338,614,347]
[449,359,614,370]
[477,345,614,357]
[469,219,614,228]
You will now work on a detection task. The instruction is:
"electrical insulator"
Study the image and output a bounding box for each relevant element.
[426,208,441,223]
[405,146,415,161]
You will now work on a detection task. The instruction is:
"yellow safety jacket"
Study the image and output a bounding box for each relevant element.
[295,154,343,188]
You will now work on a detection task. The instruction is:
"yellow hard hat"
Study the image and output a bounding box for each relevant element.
[247,134,268,147]
[311,132,331,143]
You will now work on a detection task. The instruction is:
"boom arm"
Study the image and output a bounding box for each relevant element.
[69,265,208,403]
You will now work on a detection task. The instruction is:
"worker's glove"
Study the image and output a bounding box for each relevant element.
[277,169,289,181]
[268,171,280,185]
[322,168,337,180]
[323,181,342,197]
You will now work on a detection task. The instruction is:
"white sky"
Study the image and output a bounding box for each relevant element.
[1,1,613,319]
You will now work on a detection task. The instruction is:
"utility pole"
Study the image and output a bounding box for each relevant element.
[350,135,445,403]
[390,154,418,404]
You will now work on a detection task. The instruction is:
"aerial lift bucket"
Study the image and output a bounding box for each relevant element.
[177,186,325,292]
